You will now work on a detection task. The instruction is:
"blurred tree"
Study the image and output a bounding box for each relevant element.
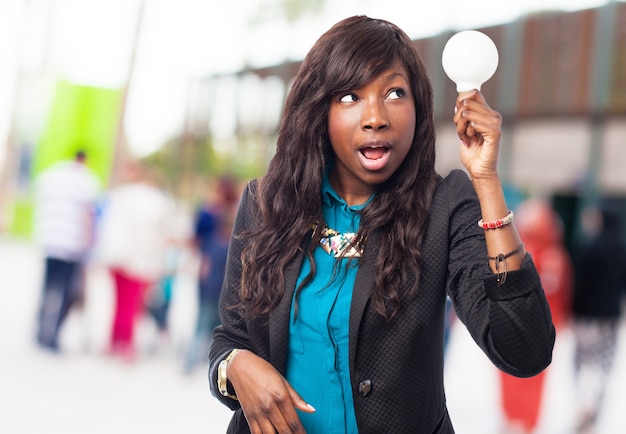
[143,133,267,202]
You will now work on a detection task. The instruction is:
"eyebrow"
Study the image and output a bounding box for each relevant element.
[381,70,408,84]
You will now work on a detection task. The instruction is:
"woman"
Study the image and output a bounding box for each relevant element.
[209,16,555,433]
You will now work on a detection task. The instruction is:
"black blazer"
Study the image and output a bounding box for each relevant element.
[209,169,555,434]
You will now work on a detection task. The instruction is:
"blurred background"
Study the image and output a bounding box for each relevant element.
[1,0,626,433]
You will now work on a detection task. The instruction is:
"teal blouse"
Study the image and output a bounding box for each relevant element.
[285,175,371,433]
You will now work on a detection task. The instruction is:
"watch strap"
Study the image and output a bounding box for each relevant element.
[217,349,241,400]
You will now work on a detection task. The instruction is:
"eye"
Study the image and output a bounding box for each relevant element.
[387,88,406,100]
[339,93,358,103]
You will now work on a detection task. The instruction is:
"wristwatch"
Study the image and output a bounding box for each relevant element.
[217,349,241,400]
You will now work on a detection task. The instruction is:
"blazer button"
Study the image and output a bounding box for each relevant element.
[358,380,372,396]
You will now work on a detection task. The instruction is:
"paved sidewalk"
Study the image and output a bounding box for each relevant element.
[0,237,233,434]
[1,237,625,433]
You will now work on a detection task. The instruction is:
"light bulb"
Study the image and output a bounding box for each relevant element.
[441,30,499,93]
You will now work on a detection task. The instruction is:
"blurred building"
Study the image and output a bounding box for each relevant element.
[190,2,626,250]
[3,2,626,249]
[198,3,625,193]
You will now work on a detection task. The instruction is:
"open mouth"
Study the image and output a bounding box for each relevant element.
[359,143,390,160]
[357,141,392,171]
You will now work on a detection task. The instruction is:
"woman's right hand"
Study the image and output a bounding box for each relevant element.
[227,350,315,434]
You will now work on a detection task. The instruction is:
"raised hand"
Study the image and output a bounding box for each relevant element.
[453,89,503,181]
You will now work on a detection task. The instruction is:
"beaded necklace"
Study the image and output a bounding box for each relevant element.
[313,223,363,258]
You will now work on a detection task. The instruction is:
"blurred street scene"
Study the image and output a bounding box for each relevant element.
[0,235,233,433]
[1,1,626,433]
[2,235,626,433]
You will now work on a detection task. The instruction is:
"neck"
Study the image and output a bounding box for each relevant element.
[328,168,373,207]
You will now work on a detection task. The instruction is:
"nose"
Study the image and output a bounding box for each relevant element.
[361,99,389,131]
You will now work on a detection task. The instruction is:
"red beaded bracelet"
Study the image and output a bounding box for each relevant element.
[477,210,514,230]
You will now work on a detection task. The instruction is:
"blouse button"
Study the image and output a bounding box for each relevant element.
[358,379,372,396]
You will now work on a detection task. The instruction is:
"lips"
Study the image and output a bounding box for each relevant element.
[358,141,391,171]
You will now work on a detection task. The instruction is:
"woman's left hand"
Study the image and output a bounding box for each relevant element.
[453,90,503,181]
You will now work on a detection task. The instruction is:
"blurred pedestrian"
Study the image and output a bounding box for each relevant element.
[95,161,175,361]
[443,296,456,358]
[498,199,573,433]
[145,208,191,353]
[33,150,100,352]
[145,240,179,347]
[572,200,626,433]
[184,175,239,373]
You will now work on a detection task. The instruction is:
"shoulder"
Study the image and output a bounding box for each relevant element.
[233,178,261,225]
[246,178,260,194]
[437,169,472,191]
[241,178,260,205]
[432,169,476,207]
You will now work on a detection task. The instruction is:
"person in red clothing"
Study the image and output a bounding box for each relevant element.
[96,161,176,361]
[499,199,573,433]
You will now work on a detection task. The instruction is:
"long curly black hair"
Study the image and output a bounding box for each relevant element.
[239,15,439,320]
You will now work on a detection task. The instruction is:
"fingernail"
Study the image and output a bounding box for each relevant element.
[460,140,468,146]
[307,404,316,412]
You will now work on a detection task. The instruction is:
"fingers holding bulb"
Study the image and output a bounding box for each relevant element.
[454,92,478,145]
[454,91,501,145]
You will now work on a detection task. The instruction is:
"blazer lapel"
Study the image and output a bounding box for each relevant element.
[268,251,304,374]
[268,232,379,375]
[348,231,379,368]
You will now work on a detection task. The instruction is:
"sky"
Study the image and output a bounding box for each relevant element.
[0,0,616,159]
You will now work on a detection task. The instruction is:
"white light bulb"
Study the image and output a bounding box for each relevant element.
[441,30,499,93]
